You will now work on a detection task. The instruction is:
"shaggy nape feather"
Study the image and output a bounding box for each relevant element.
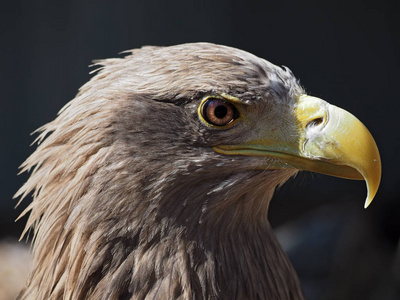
[16,43,305,299]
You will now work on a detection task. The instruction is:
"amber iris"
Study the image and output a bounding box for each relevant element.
[202,98,237,126]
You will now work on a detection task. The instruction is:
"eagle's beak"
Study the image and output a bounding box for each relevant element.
[212,95,381,208]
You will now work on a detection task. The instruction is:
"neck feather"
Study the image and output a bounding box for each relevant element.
[18,163,303,299]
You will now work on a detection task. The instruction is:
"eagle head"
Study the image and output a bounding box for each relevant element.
[16,43,381,299]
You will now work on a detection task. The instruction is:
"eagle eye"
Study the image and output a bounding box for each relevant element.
[201,98,238,126]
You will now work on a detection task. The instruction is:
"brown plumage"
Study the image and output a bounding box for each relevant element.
[15,43,380,299]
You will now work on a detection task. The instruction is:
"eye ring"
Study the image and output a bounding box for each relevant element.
[201,98,238,126]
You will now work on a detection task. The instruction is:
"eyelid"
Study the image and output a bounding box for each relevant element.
[218,93,250,105]
[199,94,243,106]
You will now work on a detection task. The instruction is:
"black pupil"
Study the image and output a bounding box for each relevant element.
[214,105,227,119]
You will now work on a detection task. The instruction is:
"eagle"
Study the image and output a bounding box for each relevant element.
[15,43,381,299]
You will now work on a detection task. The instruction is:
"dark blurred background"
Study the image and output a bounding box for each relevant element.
[0,0,399,299]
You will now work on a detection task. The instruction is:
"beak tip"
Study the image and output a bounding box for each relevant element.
[364,194,374,209]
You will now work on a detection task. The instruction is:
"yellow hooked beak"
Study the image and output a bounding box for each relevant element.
[213,95,381,208]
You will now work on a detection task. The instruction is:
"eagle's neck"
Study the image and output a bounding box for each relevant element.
[113,219,304,300]
[20,167,303,299]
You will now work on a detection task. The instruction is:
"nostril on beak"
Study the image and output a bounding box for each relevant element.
[306,117,324,129]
